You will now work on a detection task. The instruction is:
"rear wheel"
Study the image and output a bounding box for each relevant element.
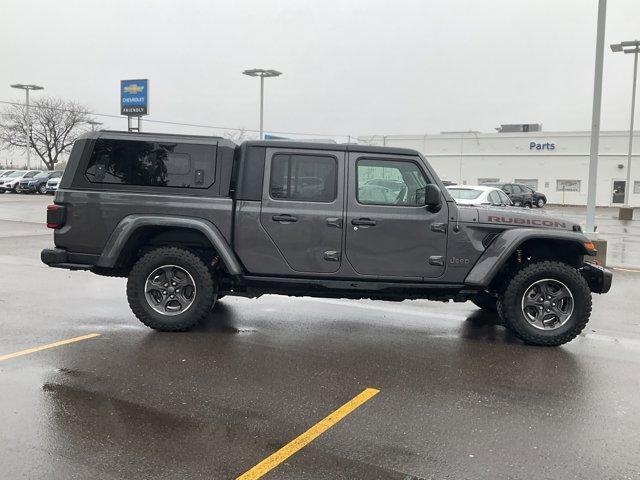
[500,261,591,346]
[524,202,532,208]
[127,247,216,331]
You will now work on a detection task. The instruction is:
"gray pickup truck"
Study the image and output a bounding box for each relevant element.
[42,131,611,346]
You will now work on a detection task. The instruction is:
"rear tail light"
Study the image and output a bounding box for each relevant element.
[46,204,66,229]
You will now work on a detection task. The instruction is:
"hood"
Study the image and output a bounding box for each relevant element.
[457,204,581,232]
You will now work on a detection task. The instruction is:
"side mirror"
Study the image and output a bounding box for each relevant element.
[423,184,442,211]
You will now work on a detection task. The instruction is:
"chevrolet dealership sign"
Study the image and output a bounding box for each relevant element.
[121,79,149,116]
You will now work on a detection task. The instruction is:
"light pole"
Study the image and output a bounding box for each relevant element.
[242,69,282,139]
[611,40,640,211]
[585,0,606,234]
[10,83,44,170]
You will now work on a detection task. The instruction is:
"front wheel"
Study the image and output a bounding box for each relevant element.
[500,261,592,346]
[537,198,546,208]
[38,184,47,194]
[127,247,216,331]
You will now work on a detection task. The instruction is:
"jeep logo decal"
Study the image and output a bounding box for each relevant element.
[488,215,566,229]
[449,257,470,265]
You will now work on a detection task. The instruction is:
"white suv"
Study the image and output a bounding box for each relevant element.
[0,170,41,193]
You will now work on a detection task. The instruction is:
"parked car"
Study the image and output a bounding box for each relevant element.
[0,170,41,193]
[516,184,547,208]
[446,185,513,207]
[46,175,62,194]
[19,170,63,194]
[0,170,26,193]
[482,182,534,208]
[41,130,612,346]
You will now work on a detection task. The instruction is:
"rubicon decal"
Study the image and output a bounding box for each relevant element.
[488,216,567,228]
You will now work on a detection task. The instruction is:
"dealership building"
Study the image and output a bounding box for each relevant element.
[359,125,640,207]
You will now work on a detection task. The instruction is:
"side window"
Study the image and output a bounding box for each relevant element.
[269,153,337,202]
[498,190,511,205]
[502,184,513,194]
[85,138,216,189]
[357,158,428,206]
[488,191,501,205]
[511,185,522,194]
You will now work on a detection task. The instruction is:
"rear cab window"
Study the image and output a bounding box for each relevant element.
[84,138,217,189]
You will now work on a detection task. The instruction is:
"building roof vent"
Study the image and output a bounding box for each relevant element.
[495,123,542,133]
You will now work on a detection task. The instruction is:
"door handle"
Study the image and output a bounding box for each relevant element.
[351,218,377,226]
[272,214,298,223]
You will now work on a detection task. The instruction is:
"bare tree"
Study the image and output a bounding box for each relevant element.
[0,97,94,170]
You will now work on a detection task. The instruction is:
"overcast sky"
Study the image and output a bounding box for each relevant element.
[1,0,640,141]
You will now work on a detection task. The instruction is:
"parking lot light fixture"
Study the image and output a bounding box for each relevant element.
[87,120,103,131]
[10,83,44,170]
[610,40,640,208]
[242,69,282,140]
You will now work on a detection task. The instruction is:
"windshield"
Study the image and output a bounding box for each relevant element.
[34,172,49,179]
[447,188,483,200]
[7,171,25,178]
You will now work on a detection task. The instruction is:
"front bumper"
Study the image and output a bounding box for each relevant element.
[580,262,613,294]
[19,184,37,193]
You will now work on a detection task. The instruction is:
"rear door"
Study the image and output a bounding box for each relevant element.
[260,148,345,274]
[345,153,448,279]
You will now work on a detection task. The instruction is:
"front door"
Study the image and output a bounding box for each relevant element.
[260,148,345,274]
[345,153,449,279]
[612,180,626,204]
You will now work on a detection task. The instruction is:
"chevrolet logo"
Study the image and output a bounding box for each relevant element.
[123,84,144,94]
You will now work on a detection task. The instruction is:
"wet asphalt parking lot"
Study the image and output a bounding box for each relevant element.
[1,194,639,480]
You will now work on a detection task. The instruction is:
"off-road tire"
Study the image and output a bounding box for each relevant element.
[500,261,591,346]
[127,247,216,331]
[470,292,498,312]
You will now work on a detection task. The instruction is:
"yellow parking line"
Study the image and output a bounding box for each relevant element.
[0,333,101,362]
[236,387,380,480]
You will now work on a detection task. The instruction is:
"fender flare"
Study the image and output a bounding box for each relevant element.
[95,214,243,276]
[464,228,592,289]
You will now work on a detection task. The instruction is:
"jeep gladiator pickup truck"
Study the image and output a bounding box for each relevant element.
[41,131,612,346]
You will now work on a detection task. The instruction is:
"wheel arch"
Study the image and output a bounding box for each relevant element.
[465,228,593,289]
[96,215,243,277]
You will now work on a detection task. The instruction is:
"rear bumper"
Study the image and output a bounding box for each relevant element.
[41,248,98,271]
[579,262,613,294]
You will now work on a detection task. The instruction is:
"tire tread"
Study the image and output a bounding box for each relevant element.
[501,261,591,346]
[126,247,214,331]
